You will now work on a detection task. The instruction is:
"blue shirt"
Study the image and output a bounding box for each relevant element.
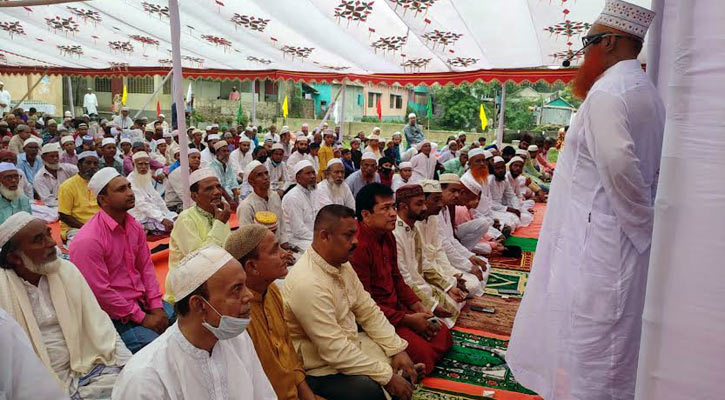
[344,170,380,199]
[210,158,240,198]
[17,153,43,186]
[0,195,32,224]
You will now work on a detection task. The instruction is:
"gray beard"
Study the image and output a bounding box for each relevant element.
[43,161,59,171]
[131,170,153,187]
[328,180,344,199]
[0,185,22,201]
[20,252,61,275]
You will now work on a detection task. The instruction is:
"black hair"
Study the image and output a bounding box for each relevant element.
[310,142,321,150]
[174,282,209,316]
[190,182,199,193]
[520,133,533,144]
[378,156,394,167]
[252,146,266,158]
[341,148,351,155]
[502,146,516,157]
[314,204,356,232]
[355,183,393,221]
[0,239,17,269]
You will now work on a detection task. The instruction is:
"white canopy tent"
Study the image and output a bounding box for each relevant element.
[2,2,723,397]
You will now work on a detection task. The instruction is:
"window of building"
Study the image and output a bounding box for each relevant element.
[128,77,154,94]
[368,92,381,108]
[390,94,403,109]
[94,78,112,93]
[162,78,172,95]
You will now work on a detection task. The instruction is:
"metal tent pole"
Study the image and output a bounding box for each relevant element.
[132,69,173,120]
[169,0,190,209]
[251,79,257,126]
[338,81,347,142]
[66,76,75,118]
[496,84,506,145]
[14,72,47,108]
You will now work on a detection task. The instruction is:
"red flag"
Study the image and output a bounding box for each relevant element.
[156,101,161,117]
[376,96,382,121]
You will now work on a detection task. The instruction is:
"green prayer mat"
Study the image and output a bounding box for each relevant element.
[430,330,536,395]
[483,268,529,298]
[413,386,494,400]
[504,236,538,252]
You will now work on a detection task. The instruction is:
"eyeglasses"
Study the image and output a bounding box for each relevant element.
[581,32,642,48]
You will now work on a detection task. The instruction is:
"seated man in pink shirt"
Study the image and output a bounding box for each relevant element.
[69,167,174,353]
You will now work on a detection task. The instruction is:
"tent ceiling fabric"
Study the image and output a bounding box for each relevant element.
[0,0,651,74]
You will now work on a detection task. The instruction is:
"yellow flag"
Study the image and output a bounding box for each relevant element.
[479,103,488,131]
[282,96,289,118]
[121,84,128,106]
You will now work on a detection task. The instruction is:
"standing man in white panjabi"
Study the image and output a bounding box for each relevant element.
[507,2,664,400]
[112,245,276,400]
[282,161,316,251]
[83,88,99,116]
[312,158,355,214]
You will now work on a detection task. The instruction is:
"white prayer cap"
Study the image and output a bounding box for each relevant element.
[120,138,132,145]
[244,160,265,178]
[362,152,377,161]
[420,179,442,193]
[41,143,61,155]
[172,130,179,137]
[163,132,172,138]
[23,137,41,148]
[509,156,525,165]
[448,140,457,146]
[188,148,200,155]
[527,145,539,152]
[294,135,307,143]
[326,158,343,169]
[367,134,380,141]
[293,160,314,175]
[101,138,116,147]
[595,0,655,40]
[158,114,165,119]
[120,106,129,111]
[351,138,361,143]
[468,148,485,159]
[416,140,430,151]
[408,113,416,119]
[492,156,505,164]
[0,211,36,248]
[190,168,218,186]
[301,123,309,128]
[263,133,275,143]
[153,139,164,146]
[399,161,412,170]
[212,140,228,151]
[132,151,150,161]
[88,167,120,196]
[207,134,221,141]
[483,150,493,159]
[167,244,234,302]
[211,124,219,129]
[238,135,251,143]
[64,111,72,117]
[392,131,402,138]
[0,162,17,173]
[280,126,291,134]
[173,147,181,155]
[270,143,284,152]
[439,173,460,185]
[460,172,481,196]
[77,151,98,161]
[515,148,528,156]
[60,136,74,145]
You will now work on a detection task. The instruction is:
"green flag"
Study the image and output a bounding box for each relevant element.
[426,95,433,119]
[236,101,242,123]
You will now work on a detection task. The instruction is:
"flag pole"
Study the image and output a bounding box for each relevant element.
[169,0,190,209]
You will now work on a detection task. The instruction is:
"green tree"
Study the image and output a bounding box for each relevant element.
[432,82,495,131]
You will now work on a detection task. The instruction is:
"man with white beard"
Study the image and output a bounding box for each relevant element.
[312,158,355,214]
[0,212,131,398]
[33,143,78,208]
[0,162,31,224]
[281,161,316,251]
[127,152,177,233]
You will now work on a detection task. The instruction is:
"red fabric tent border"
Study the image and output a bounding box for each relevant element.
[0,65,577,85]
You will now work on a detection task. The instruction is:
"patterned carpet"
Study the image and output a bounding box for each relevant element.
[483,268,529,298]
[455,296,521,336]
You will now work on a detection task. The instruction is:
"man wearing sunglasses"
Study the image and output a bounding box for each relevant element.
[508,2,665,400]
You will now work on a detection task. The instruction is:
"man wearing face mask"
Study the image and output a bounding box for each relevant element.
[377,156,395,188]
[111,245,276,400]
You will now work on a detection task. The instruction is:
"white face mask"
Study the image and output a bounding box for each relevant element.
[199,297,250,340]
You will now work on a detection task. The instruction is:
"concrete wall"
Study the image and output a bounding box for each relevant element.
[362,84,411,120]
[1,73,63,115]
